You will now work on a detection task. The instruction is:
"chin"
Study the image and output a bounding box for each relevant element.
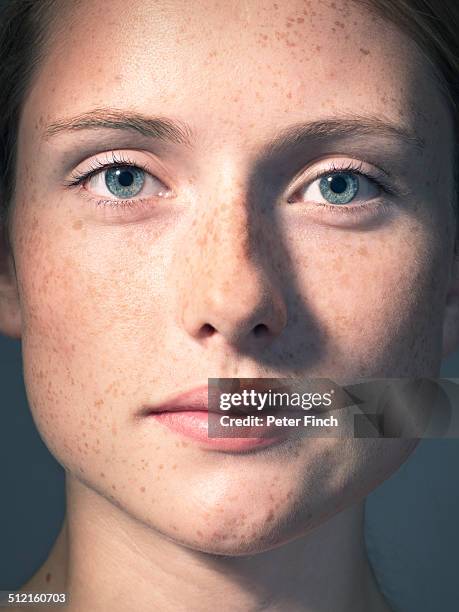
[158,499,319,558]
[171,526,297,557]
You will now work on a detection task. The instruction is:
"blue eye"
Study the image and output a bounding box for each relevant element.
[105,166,145,198]
[297,168,380,206]
[319,172,359,205]
[68,158,171,204]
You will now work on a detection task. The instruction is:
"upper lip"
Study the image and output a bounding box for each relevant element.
[141,379,296,416]
[144,385,211,414]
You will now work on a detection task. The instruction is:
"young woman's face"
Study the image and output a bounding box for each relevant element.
[8,0,456,553]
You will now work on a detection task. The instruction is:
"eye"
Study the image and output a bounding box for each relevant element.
[84,164,169,200]
[294,170,380,206]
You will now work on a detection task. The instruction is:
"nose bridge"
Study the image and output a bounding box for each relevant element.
[194,179,267,310]
[191,153,262,283]
[177,161,287,347]
[204,181,254,269]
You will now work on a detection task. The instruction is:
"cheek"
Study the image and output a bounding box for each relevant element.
[13,217,148,466]
[288,219,446,374]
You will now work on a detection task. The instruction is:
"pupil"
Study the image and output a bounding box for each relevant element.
[118,170,134,187]
[329,175,347,193]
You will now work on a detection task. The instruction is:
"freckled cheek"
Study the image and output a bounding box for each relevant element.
[291,234,440,337]
[20,243,146,347]
[19,263,97,353]
[17,235,158,424]
[17,257,99,379]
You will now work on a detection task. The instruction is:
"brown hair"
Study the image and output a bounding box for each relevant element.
[0,0,457,249]
[368,0,459,246]
[0,0,60,251]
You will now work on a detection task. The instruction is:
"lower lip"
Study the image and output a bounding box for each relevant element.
[148,410,288,452]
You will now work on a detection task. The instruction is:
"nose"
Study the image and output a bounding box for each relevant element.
[177,187,288,350]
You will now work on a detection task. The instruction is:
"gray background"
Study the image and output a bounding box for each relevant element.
[0,336,458,611]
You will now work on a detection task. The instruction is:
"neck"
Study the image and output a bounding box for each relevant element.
[24,474,392,612]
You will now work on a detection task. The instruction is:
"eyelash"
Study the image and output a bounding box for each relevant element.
[289,160,393,216]
[64,154,393,215]
[64,151,159,211]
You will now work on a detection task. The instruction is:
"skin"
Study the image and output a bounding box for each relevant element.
[0,0,459,610]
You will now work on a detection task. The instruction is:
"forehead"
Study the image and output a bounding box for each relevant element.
[22,0,447,153]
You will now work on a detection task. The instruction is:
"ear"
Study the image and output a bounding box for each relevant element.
[441,243,459,360]
[0,221,21,339]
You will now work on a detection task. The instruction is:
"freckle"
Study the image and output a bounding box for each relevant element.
[180,441,188,447]
[359,47,370,55]
[111,484,117,490]
[172,464,177,469]
[267,511,275,522]
[296,17,304,23]
[197,530,203,536]
[72,219,83,230]
[158,464,164,469]
[140,486,145,493]
[45,572,51,583]
[100,472,105,478]
[156,446,161,450]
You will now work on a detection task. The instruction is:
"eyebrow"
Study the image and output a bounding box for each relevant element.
[44,108,194,146]
[43,107,425,153]
[264,116,425,154]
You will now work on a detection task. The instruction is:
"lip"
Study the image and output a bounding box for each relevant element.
[140,382,294,452]
[140,380,296,415]
[140,384,214,415]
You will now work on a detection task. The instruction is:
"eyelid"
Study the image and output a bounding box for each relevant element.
[63,150,172,191]
[287,157,396,200]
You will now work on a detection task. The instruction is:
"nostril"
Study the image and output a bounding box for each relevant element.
[253,323,268,338]
[199,323,215,338]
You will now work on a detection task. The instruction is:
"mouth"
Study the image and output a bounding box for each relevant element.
[139,382,297,452]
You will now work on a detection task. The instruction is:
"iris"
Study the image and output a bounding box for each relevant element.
[319,172,359,204]
[105,166,145,198]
